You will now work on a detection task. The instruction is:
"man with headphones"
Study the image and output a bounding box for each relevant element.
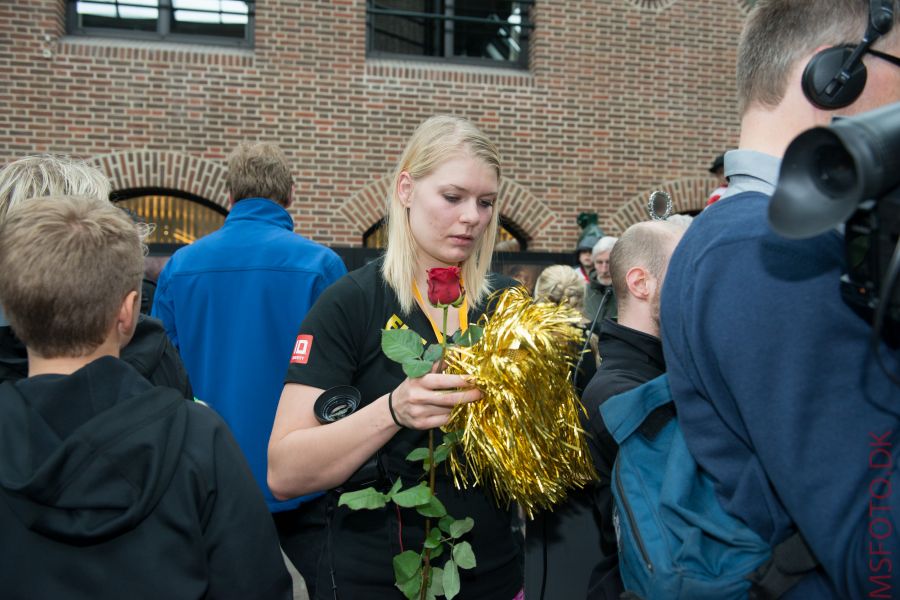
[660,1,900,598]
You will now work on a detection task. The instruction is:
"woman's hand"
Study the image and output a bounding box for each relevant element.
[389,368,481,430]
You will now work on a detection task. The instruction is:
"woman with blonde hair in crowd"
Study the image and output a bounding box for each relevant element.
[534,264,599,394]
[269,115,523,599]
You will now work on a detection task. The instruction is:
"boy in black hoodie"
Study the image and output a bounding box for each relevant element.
[0,195,291,599]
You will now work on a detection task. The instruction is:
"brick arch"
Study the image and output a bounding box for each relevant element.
[737,0,757,14]
[624,0,677,10]
[338,176,391,244]
[339,176,556,250]
[87,150,229,210]
[498,179,555,250]
[607,176,717,234]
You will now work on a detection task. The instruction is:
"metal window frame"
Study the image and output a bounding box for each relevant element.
[366,0,534,69]
[66,0,255,48]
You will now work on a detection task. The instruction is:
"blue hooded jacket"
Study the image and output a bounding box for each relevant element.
[153,197,346,511]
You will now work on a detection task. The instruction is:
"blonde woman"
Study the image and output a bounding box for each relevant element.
[534,264,588,311]
[534,264,599,395]
[269,116,522,599]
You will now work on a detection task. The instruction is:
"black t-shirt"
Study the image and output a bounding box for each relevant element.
[286,260,523,600]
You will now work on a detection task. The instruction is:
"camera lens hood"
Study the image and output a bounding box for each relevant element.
[313,385,362,424]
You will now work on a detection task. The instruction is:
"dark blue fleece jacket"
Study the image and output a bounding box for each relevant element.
[661,192,900,599]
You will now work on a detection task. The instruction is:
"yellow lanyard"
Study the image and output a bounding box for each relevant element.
[412,281,468,344]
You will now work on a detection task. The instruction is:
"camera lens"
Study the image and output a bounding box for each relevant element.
[323,394,357,420]
[814,141,856,198]
[314,386,362,424]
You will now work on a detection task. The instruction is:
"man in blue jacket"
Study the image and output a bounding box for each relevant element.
[152,142,346,596]
[661,1,900,598]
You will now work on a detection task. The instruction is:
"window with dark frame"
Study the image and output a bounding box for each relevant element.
[67,0,254,47]
[367,0,534,68]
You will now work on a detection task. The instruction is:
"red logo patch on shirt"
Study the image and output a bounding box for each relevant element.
[291,335,313,364]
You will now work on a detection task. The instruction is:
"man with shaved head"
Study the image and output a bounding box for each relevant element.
[579,219,686,599]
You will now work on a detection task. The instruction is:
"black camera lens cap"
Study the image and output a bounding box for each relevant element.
[313,385,362,424]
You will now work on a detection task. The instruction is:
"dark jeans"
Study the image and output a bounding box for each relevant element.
[273,495,328,600]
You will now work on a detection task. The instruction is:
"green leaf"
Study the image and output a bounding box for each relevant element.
[441,430,461,445]
[416,494,447,518]
[396,567,422,600]
[392,482,431,508]
[424,526,443,549]
[429,567,445,596]
[452,541,477,570]
[438,515,456,534]
[393,550,423,584]
[448,517,474,539]
[432,443,450,465]
[406,447,430,462]
[382,329,425,364]
[455,325,484,347]
[429,542,444,559]
[423,343,444,363]
[402,358,433,378]
[422,457,432,473]
[443,559,461,599]
[337,487,387,510]
[386,477,403,499]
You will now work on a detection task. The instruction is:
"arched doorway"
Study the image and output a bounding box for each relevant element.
[112,187,227,254]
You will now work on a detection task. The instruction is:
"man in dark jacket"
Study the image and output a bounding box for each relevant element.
[583,235,619,335]
[0,155,193,398]
[580,220,684,599]
[0,194,291,599]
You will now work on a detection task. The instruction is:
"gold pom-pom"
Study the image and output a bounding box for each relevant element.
[442,287,597,517]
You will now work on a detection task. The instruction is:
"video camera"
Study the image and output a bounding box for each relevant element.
[769,101,900,347]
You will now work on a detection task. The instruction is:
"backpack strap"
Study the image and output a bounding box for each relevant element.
[600,374,672,445]
[746,531,819,599]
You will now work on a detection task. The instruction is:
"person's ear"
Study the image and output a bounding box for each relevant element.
[398,172,414,207]
[284,184,294,209]
[228,193,236,207]
[116,290,140,347]
[624,266,651,301]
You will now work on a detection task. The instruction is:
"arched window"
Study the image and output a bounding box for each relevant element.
[362,216,528,250]
[363,219,388,249]
[112,188,227,253]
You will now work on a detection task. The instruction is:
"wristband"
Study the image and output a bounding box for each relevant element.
[388,391,404,428]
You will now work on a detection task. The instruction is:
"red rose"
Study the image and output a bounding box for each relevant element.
[426,267,464,307]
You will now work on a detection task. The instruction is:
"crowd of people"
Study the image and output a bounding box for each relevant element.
[0,1,898,599]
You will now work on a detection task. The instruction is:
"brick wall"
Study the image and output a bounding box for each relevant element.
[0,0,748,249]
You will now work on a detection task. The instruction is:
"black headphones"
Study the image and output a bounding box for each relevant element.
[801,0,895,109]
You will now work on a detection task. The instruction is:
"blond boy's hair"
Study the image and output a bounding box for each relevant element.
[0,155,110,225]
